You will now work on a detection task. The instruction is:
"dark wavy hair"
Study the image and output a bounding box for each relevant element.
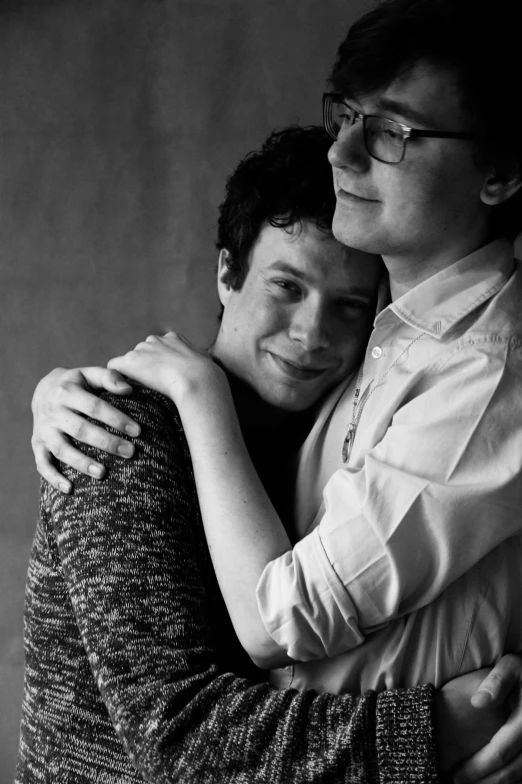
[216,125,335,290]
[329,0,522,240]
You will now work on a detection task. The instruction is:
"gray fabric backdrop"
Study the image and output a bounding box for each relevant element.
[0,0,373,778]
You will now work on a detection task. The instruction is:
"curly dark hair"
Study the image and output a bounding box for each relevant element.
[329,0,522,240]
[216,125,335,290]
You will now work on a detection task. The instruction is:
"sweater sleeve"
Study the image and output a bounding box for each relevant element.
[46,385,438,784]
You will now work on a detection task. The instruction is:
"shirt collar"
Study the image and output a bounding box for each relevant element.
[382,239,515,338]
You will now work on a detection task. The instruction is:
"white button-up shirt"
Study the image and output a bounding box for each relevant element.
[257,239,522,692]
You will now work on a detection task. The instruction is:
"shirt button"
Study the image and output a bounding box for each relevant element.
[371,346,383,359]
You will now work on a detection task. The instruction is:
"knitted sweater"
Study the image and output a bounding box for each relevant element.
[16,385,439,783]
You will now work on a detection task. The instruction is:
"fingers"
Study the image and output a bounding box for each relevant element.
[454,706,522,783]
[473,656,522,708]
[161,331,201,351]
[451,656,522,783]
[37,432,107,480]
[107,344,156,375]
[147,331,197,351]
[107,355,128,374]
[57,385,140,437]
[31,366,141,488]
[50,409,136,460]
[79,366,133,395]
[33,408,138,483]
[107,333,211,402]
[32,366,140,437]
[33,440,73,494]
[454,749,522,784]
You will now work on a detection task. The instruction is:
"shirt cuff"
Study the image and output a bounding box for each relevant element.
[256,526,365,660]
[376,684,438,783]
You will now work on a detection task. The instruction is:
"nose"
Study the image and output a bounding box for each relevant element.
[289,300,331,352]
[327,120,369,172]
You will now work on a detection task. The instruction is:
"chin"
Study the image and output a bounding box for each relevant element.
[262,389,315,413]
[332,212,379,254]
[266,397,308,413]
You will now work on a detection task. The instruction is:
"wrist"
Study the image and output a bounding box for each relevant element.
[175,364,233,415]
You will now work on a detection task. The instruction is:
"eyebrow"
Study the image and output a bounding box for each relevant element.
[372,97,438,128]
[267,261,312,281]
[267,262,376,298]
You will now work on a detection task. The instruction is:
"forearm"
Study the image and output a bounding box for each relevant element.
[50,387,438,783]
[177,383,293,666]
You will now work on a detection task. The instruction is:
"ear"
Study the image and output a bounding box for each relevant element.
[217,248,234,307]
[480,161,522,206]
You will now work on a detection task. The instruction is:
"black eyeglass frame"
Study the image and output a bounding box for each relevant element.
[322,92,476,164]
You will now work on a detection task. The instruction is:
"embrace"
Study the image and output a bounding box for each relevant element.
[18,0,522,782]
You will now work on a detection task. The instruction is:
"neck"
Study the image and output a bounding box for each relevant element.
[385,231,492,301]
[209,345,314,534]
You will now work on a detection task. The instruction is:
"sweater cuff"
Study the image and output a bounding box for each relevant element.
[376,684,439,783]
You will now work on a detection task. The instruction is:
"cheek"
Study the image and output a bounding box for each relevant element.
[257,302,291,340]
[386,154,480,217]
[381,162,446,214]
[228,297,271,339]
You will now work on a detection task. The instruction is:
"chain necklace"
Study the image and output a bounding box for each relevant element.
[342,332,427,463]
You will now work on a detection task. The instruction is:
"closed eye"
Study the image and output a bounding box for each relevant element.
[339,298,370,310]
[336,298,374,320]
[382,126,404,142]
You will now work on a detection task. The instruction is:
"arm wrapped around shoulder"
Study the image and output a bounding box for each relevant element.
[39,384,437,784]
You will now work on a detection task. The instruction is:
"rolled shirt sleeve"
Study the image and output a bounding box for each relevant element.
[257,338,522,661]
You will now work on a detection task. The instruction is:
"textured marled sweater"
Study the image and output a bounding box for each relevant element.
[16,385,438,783]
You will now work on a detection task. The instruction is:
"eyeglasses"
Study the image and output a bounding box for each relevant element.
[323,92,476,164]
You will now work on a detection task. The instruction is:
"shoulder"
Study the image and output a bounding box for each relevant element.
[46,382,194,508]
[96,382,191,460]
[45,381,200,540]
[100,381,182,431]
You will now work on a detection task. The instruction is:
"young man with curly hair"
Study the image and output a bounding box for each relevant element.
[78,1,522,780]
[21,125,518,783]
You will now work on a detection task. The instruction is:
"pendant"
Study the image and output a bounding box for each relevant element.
[342,425,356,463]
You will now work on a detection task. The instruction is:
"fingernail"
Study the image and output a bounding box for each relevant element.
[116,381,132,390]
[471,690,493,708]
[125,424,140,437]
[117,443,134,458]
[59,482,71,494]
[88,464,105,478]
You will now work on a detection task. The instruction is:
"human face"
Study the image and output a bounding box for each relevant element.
[212,221,382,412]
[328,60,492,276]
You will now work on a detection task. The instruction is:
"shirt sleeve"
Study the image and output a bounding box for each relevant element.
[257,340,522,660]
[47,385,438,784]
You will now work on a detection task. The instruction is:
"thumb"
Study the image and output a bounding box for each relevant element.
[81,366,132,394]
[472,655,522,708]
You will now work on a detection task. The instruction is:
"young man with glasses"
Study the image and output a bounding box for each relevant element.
[23,125,487,784]
[100,2,522,780]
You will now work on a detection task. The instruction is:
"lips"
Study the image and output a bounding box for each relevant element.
[336,186,378,203]
[268,353,331,381]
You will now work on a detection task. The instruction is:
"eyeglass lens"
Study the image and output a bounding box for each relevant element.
[325,97,406,163]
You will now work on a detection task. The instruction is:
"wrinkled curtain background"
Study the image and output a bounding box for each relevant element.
[0,0,375,778]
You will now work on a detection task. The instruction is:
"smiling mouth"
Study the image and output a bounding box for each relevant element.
[269,353,330,381]
[337,187,378,203]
